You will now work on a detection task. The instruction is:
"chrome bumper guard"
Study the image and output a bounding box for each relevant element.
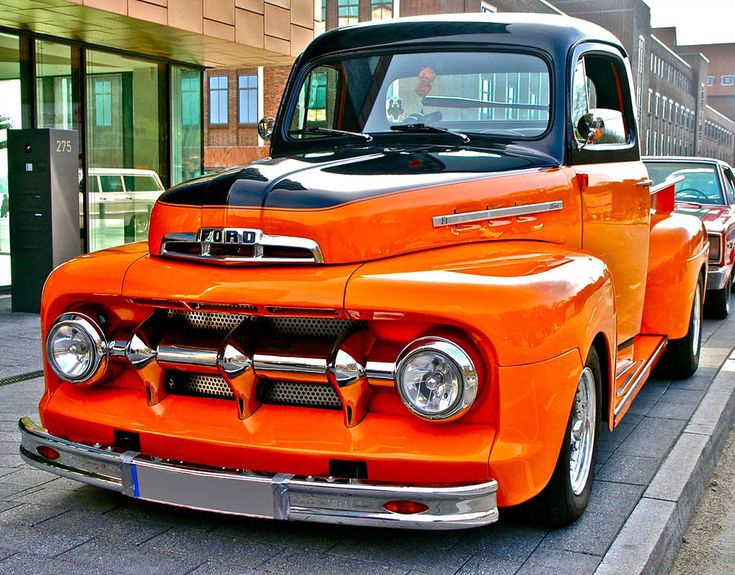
[707,265,730,291]
[19,417,499,529]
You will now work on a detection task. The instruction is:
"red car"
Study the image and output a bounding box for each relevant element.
[644,156,735,318]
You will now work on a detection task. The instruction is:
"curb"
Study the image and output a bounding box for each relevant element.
[594,352,735,575]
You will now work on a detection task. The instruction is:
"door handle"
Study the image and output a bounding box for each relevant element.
[636,179,654,187]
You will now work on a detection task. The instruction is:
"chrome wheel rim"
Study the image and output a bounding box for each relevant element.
[569,367,596,496]
[692,284,701,357]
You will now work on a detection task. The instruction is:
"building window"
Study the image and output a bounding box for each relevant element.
[706,75,714,86]
[338,0,359,26]
[481,1,497,12]
[94,79,112,127]
[722,75,734,86]
[238,74,258,124]
[208,75,228,125]
[371,0,393,20]
[181,75,199,126]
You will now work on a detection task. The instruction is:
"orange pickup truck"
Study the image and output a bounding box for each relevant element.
[20,14,707,529]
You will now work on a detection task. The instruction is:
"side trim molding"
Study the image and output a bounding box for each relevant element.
[432,200,564,228]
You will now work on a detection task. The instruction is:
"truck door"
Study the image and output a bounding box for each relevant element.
[570,46,651,344]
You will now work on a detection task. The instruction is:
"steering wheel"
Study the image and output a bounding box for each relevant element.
[676,188,708,201]
[404,111,443,124]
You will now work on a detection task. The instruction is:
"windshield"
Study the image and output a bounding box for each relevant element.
[288,51,551,141]
[645,162,725,205]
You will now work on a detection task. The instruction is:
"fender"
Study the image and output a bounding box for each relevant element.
[345,240,616,505]
[642,212,708,338]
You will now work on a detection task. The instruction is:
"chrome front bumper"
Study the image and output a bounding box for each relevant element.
[707,265,731,290]
[19,417,499,529]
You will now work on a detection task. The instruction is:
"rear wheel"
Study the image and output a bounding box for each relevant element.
[657,279,703,379]
[536,347,601,527]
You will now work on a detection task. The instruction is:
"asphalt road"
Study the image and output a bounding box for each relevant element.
[0,307,733,575]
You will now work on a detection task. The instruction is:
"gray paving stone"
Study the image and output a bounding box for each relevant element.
[454,524,547,575]
[214,516,344,552]
[0,467,57,487]
[647,388,706,420]
[261,550,409,575]
[0,454,21,468]
[328,527,466,575]
[0,546,15,562]
[106,498,225,532]
[0,553,120,575]
[0,503,70,527]
[596,454,661,486]
[0,523,93,558]
[0,502,20,514]
[60,539,202,575]
[140,526,284,569]
[188,560,268,575]
[627,382,670,417]
[598,414,642,452]
[516,548,601,575]
[615,417,686,458]
[585,480,645,517]
[10,481,124,513]
[538,510,625,556]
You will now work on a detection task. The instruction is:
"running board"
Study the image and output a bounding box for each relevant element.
[613,335,667,426]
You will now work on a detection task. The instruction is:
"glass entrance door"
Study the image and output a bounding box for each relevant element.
[0,33,21,290]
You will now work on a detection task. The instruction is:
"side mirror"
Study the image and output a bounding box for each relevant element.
[257,116,276,141]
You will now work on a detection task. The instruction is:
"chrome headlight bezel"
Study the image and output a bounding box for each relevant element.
[395,336,478,421]
[45,312,109,385]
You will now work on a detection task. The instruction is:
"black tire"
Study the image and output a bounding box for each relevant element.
[536,347,602,527]
[657,278,703,379]
[704,272,731,320]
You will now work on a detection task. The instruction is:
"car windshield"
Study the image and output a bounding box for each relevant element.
[288,51,551,142]
[645,162,725,205]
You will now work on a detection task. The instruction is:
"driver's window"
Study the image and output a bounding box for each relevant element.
[723,167,735,205]
[290,66,339,136]
[571,55,628,147]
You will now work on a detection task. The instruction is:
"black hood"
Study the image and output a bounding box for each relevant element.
[159,145,558,210]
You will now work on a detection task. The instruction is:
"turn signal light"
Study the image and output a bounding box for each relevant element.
[383,500,429,514]
[36,446,60,460]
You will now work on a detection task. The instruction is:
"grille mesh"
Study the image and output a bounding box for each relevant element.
[259,380,342,410]
[167,310,245,332]
[167,373,234,399]
[166,309,363,339]
[268,317,361,339]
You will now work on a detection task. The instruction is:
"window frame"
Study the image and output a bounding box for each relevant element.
[208,75,229,126]
[567,43,640,166]
[237,73,259,125]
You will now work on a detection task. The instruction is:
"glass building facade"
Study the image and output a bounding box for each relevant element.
[0,30,203,289]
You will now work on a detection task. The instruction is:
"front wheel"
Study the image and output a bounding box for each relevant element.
[536,347,601,527]
[657,279,703,379]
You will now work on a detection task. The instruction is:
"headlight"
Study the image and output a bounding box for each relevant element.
[46,313,108,385]
[395,336,478,420]
[708,234,722,263]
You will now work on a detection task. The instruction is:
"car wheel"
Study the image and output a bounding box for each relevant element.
[657,278,703,379]
[133,213,150,235]
[536,347,601,527]
[704,271,731,320]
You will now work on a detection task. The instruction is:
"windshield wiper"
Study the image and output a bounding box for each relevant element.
[389,123,470,144]
[292,127,373,142]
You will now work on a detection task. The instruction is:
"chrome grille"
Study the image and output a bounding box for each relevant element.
[268,317,362,339]
[166,309,364,339]
[167,373,234,399]
[259,380,342,410]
